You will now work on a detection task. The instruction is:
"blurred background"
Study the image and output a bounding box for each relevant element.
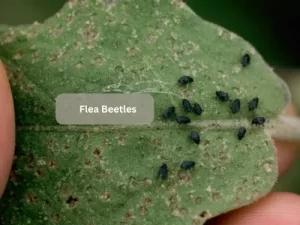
[0,0,299,192]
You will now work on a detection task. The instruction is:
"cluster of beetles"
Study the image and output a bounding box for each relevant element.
[157,54,267,180]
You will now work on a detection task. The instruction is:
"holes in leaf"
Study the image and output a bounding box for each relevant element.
[9,170,19,183]
[195,197,202,204]
[125,211,133,220]
[178,171,192,184]
[263,162,273,173]
[84,159,92,167]
[115,65,124,73]
[199,210,211,219]
[100,192,111,201]
[179,208,188,216]
[144,197,153,206]
[66,196,78,208]
[93,148,102,158]
[212,192,221,201]
[218,151,228,161]
[49,161,57,169]
[53,214,61,222]
[152,137,162,147]
[24,154,36,170]
[63,145,69,152]
[243,179,249,186]
[13,51,24,60]
[44,199,51,206]
[26,193,37,203]
[35,169,45,178]
[118,135,126,145]
[139,206,147,216]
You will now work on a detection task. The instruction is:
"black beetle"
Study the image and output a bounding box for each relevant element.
[178,76,193,85]
[189,131,200,144]
[248,97,259,111]
[241,54,250,67]
[193,103,203,115]
[176,116,191,124]
[237,127,246,140]
[180,161,196,170]
[216,91,229,101]
[252,116,266,125]
[157,163,168,180]
[182,99,192,112]
[163,106,175,119]
[231,99,240,114]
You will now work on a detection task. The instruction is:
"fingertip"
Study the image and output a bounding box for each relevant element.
[274,102,300,176]
[0,60,15,197]
[206,192,300,225]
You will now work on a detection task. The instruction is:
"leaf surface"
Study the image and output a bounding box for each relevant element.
[0,0,288,224]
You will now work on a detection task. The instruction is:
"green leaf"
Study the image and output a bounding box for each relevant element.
[0,0,289,224]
